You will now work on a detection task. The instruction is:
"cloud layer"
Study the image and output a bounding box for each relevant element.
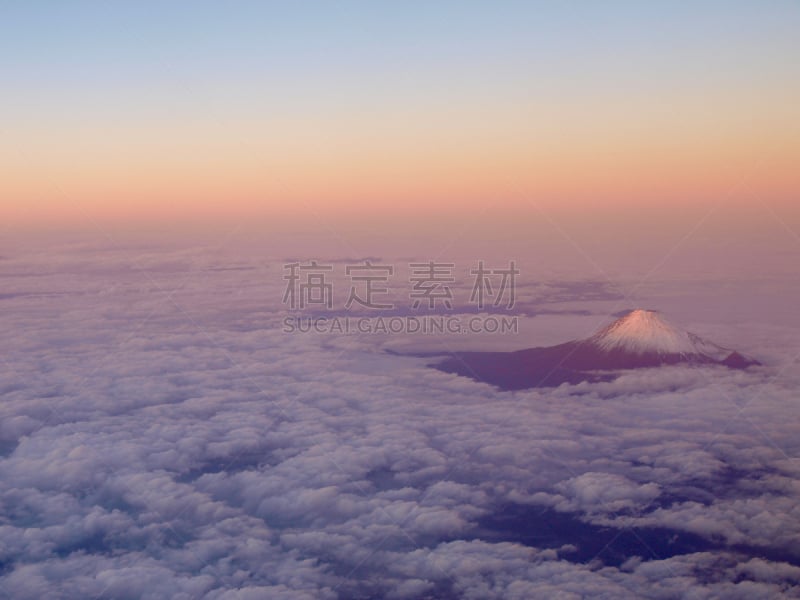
[1,244,799,598]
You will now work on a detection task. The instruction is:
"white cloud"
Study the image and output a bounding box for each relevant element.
[1,244,799,597]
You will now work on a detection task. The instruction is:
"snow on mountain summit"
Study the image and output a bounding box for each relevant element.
[588,309,716,356]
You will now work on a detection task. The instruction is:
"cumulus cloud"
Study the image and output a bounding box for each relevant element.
[0,243,798,598]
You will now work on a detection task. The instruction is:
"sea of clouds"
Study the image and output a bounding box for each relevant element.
[1,241,798,599]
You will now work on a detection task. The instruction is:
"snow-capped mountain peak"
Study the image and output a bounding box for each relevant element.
[421,308,760,390]
[589,309,712,356]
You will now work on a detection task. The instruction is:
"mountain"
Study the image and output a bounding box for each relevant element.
[423,309,760,391]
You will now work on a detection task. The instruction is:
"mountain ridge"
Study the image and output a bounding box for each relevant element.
[415,310,760,390]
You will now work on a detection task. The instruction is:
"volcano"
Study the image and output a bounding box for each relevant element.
[424,309,760,390]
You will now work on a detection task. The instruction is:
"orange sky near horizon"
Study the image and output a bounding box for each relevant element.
[3,89,797,229]
[2,3,798,232]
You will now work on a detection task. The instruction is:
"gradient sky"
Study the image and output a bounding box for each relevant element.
[2,1,798,230]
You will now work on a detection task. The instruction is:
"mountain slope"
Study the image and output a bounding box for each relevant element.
[425,310,760,391]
